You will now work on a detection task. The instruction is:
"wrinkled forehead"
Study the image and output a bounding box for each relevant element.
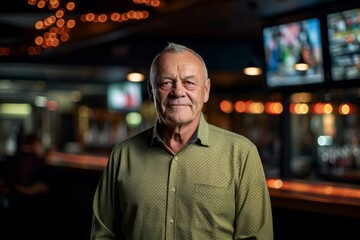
[155,51,204,75]
[150,48,208,85]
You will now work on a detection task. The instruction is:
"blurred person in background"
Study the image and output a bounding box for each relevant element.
[9,132,53,239]
[91,43,273,239]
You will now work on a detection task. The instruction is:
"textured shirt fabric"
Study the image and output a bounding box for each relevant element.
[91,114,273,240]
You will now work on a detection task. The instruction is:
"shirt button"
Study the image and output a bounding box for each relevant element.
[169,219,174,224]
[171,187,176,192]
[174,156,178,161]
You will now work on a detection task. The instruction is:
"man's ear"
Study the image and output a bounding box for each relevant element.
[203,78,211,103]
[147,80,154,102]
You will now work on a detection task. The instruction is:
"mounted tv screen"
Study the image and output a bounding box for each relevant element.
[107,82,142,111]
[263,18,324,88]
[327,7,360,81]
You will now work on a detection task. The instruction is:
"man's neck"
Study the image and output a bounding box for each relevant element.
[159,118,200,154]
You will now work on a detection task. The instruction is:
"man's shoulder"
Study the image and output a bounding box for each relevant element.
[114,127,153,148]
[207,123,255,147]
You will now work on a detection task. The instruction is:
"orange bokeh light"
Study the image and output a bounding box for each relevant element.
[220,100,233,113]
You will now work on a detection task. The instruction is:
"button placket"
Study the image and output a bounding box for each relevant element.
[165,155,179,240]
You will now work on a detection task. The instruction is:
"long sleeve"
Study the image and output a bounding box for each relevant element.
[234,144,273,240]
[91,151,122,240]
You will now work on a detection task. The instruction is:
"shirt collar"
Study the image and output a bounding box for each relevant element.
[149,113,210,147]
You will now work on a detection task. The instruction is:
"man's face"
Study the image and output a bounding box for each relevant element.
[150,51,210,127]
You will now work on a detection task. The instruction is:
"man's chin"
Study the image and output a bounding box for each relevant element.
[164,115,191,125]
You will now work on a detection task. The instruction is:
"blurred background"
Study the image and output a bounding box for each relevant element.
[0,0,360,239]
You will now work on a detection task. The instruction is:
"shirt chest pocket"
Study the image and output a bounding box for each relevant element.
[192,183,235,235]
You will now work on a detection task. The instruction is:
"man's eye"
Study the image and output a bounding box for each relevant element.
[159,81,173,89]
[183,81,196,88]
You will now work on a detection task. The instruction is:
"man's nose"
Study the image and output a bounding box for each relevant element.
[171,81,185,96]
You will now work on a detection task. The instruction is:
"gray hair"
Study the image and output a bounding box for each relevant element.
[149,42,208,84]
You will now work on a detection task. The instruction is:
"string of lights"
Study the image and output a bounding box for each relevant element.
[1,0,162,56]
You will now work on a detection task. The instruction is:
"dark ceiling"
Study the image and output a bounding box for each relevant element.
[0,0,353,91]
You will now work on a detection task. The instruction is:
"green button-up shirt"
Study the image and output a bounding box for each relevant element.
[91,114,273,240]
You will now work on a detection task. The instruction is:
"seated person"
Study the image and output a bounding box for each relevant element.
[9,133,53,239]
[11,133,51,196]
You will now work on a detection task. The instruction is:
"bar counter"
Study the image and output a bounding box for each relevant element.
[48,151,360,219]
[41,151,360,239]
[48,151,108,171]
[267,178,360,218]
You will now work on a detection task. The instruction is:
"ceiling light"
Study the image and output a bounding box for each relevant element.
[127,72,145,82]
[243,66,262,76]
[243,55,263,76]
[294,54,309,71]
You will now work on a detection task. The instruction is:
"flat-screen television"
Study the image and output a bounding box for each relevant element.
[107,82,142,111]
[263,17,325,88]
[327,7,360,81]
